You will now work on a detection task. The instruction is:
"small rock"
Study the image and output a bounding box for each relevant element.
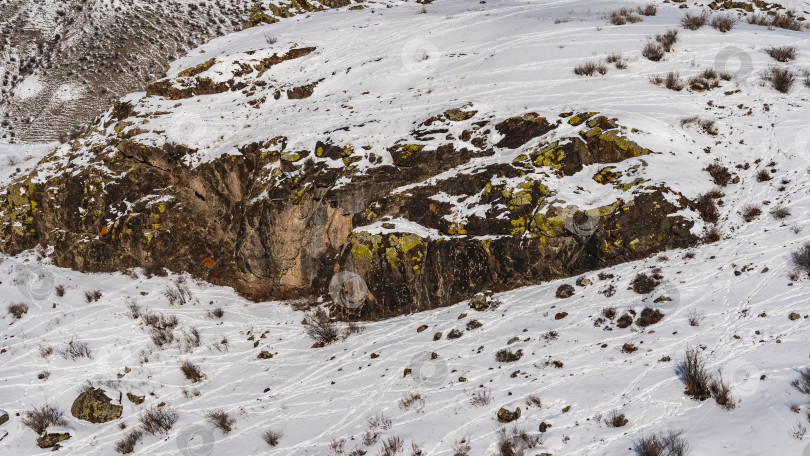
[458,377,467,382]
[433,332,442,341]
[789,312,801,321]
[0,410,8,426]
[554,312,568,320]
[416,324,428,333]
[538,421,552,432]
[126,393,145,405]
[37,432,70,449]
[496,406,521,423]
[576,277,592,287]
[507,337,520,345]
[403,368,412,378]
[257,351,274,359]
[555,284,575,298]
[430,352,438,360]
[469,293,490,311]
[370,353,379,359]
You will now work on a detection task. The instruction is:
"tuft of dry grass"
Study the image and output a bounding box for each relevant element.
[642,42,665,61]
[709,373,735,410]
[765,45,797,62]
[792,243,810,276]
[495,348,524,363]
[604,410,629,427]
[114,428,143,454]
[263,429,283,446]
[470,388,493,407]
[655,29,678,52]
[742,205,762,222]
[7,302,28,319]
[763,67,795,93]
[398,392,425,412]
[679,347,711,401]
[710,14,737,32]
[609,8,643,25]
[139,405,178,436]
[681,11,709,30]
[706,161,731,186]
[748,10,807,31]
[680,116,717,135]
[634,430,690,456]
[206,409,236,434]
[180,360,205,383]
[574,60,608,76]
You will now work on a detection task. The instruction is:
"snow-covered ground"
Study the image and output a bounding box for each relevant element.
[2,0,810,455]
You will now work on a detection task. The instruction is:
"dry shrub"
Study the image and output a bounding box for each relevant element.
[7,302,28,319]
[655,29,678,52]
[695,193,720,223]
[680,116,717,135]
[604,410,629,427]
[631,273,659,294]
[526,394,542,407]
[634,430,690,456]
[703,226,722,243]
[59,338,91,360]
[180,360,205,383]
[793,367,810,394]
[466,319,483,330]
[398,392,425,412]
[470,389,493,407]
[447,328,464,339]
[453,439,472,456]
[763,67,795,93]
[85,289,102,302]
[610,8,642,25]
[636,308,664,327]
[679,347,711,401]
[710,14,737,32]
[706,162,731,186]
[574,60,608,76]
[642,42,665,61]
[22,403,66,434]
[207,307,224,318]
[766,45,797,62]
[114,428,143,454]
[495,348,523,363]
[54,284,65,297]
[368,413,392,430]
[709,373,735,410]
[638,4,657,16]
[748,11,806,31]
[303,307,339,345]
[263,429,283,446]
[681,11,709,30]
[742,205,762,222]
[771,206,791,220]
[206,409,236,434]
[622,342,638,353]
[602,307,617,320]
[380,436,404,456]
[139,405,178,435]
[792,243,810,276]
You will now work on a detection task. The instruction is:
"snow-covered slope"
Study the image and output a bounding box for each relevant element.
[1,0,810,455]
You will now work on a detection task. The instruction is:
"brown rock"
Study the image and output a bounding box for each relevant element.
[555,284,575,298]
[71,388,122,423]
[496,406,521,423]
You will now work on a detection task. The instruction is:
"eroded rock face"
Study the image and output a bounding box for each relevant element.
[71,388,123,424]
[0,94,698,321]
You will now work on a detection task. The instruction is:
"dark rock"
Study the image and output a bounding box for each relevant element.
[497,406,521,423]
[555,284,575,298]
[37,432,70,449]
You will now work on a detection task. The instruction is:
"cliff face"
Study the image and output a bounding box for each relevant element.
[0,13,702,319]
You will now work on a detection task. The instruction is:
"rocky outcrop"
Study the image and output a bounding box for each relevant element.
[37,431,71,449]
[71,388,123,424]
[0,100,699,320]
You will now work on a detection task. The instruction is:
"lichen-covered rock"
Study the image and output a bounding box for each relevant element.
[71,388,123,424]
[36,431,71,449]
[0,410,8,427]
[497,406,521,423]
[126,393,145,405]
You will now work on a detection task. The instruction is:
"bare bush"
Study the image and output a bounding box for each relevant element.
[710,14,737,32]
[687,309,705,327]
[631,273,659,294]
[642,42,665,61]
[84,289,102,302]
[681,11,709,30]
[706,162,731,186]
[470,388,493,406]
[749,11,806,31]
[574,60,608,76]
[380,436,404,456]
[54,284,65,297]
[638,4,657,16]
[7,302,28,319]
[206,409,235,434]
[329,438,345,454]
[139,405,178,435]
[495,348,523,363]
[496,426,538,456]
[610,8,643,25]
[766,45,797,62]
[634,430,691,456]
[604,410,629,427]
[207,307,224,318]
[756,169,772,182]
[793,368,810,394]
[680,116,717,135]
[763,67,795,93]
[696,193,720,223]
[263,429,283,446]
[303,308,339,345]
[368,413,393,431]
[655,29,678,52]
[526,394,542,407]
[771,206,791,219]
[362,429,380,446]
[180,360,205,383]
[742,205,762,222]
[679,347,711,401]
[22,403,66,434]
[398,392,425,412]
[453,438,472,456]
[265,34,278,44]
[59,338,91,360]
[790,421,807,439]
[622,342,639,353]
[709,373,735,410]
[115,428,143,454]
